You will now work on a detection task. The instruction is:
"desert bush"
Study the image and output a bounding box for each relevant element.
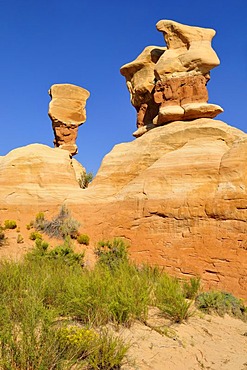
[4,219,17,229]
[77,234,90,245]
[195,291,247,320]
[36,205,80,239]
[26,221,33,230]
[17,234,24,244]
[0,227,6,246]
[27,236,84,267]
[88,329,129,370]
[78,172,93,189]
[29,231,42,240]
[95,238,129,270]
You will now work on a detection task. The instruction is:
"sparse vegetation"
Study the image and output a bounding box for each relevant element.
[17,234,24,243]
[35,205,80,239]
[0,235,246,368]
[195,291,247,320]
[78,171,93,189]
[0,226,6,246]
[4,219,17,229]
[95,238,129,270]
[77,233,90,245]
[29,231,42,240]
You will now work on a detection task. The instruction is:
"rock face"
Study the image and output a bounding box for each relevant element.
[80,118,247,299]
[120,20,223,137]
[48,84,90,156]
[0,120,246,299]
[0,144,84,204]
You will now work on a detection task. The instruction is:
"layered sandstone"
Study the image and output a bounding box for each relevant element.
[0,119,246,298]
[120,20,223,137]
[48,84,90,156]
[0,144,84,205]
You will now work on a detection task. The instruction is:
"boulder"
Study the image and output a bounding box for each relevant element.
[48,83,90,156]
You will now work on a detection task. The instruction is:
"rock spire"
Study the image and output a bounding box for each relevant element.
[48,83,90,156]
[120,20,223,137]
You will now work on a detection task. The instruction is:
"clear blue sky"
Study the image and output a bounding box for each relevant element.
[0,0,246,174]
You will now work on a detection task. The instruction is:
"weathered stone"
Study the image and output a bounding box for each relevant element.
[155,19,220,77]
[120,20,223,137]
[48,84,90,156]
[0,119,247,299]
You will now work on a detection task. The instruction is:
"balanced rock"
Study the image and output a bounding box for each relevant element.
[48,84,90,156]
[120,20,223,137]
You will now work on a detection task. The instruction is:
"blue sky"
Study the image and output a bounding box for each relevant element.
[0,0,246,174]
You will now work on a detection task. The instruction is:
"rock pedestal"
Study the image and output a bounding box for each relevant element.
[48,84,90,156]
[120,20,223,137]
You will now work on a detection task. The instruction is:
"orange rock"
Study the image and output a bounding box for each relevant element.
[0,119,246,299]
[48,83,90,156]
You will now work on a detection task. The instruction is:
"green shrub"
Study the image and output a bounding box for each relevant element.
[88,329,129,370]
[155,274,192,323]
[77,234,90,245]
[57,326,98,359]
[26,221,34,230]
[0,227,6,246]
[183,277,201,299]
[4,219,17,229]
[17,234,24,244]
[195,291,247,320]
[36,205,80,239]
[29,231,43,240]
[95,238,129,270]
[78,172,93,189]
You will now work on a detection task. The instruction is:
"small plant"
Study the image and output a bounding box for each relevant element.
[155,274,192,323]
[29,231,43,240]
[78,172,93,189]
[0,226,6,246]
[4,219,17,229]
[57,325,98,359]
[17,234,24,244]
[183,277,201,299]
[26,221,34,230]
[95,238,129,270]
[49,237,84,266]
[77,234,90,245]
[195,291,247,320]
[36,205,80,239]
[88,329,129,370]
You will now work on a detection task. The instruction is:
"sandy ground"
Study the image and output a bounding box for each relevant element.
[120,308,247,370]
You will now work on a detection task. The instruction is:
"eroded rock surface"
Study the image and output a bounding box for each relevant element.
[120,20,223,137]
[0,120,246,298]
[48,84,90,156]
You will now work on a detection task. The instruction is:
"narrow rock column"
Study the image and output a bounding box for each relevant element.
[48,83,90,156]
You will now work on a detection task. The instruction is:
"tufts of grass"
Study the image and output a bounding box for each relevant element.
[155,273,192,323]
[183,277,201,299]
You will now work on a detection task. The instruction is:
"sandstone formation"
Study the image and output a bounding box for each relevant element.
[1,119,246,299]
[48,84,90,156]
[0,144,84,204]
[120,20,223,137]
